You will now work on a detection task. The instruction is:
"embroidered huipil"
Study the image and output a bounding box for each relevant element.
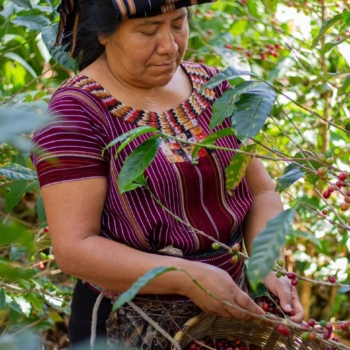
[31,62,253,291]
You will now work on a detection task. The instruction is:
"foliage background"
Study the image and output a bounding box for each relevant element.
[0,0,349,348]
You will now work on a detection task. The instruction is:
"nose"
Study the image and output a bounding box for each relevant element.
[156,30,178,56]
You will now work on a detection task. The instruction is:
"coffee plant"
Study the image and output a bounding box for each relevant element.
[0,0,350,349]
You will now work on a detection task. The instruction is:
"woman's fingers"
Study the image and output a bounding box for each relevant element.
[277,278,293,313]
[233,289,265,318]
[288,287,304,323]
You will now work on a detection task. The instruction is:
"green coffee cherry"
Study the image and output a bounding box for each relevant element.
[212,242,220,250]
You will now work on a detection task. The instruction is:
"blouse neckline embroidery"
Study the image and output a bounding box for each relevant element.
[59,62,216,136]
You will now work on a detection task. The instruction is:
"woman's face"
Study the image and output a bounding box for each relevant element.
[100,8,189,88]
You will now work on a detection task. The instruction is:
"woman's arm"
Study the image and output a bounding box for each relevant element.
[243,157,304,322]
[42,177,264,319]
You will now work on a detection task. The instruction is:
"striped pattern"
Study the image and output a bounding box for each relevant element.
[32,61,253,267]
[111,0,217,20]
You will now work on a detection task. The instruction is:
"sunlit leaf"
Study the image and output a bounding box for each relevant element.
[118,136,161,193]
[338,74,350,95]
[3,53,38,78]
[0,164,37,181]
[247,208,296,289]
[320,36,349,55]
[312,14,344,48]
[112,266,177,311]
[0,261,33,282]
[225,143,256,192]
[275,163,305,192]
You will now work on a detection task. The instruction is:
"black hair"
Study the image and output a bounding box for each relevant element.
[57,0,121,71]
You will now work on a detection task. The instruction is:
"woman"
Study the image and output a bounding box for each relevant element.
[32,0,304,348]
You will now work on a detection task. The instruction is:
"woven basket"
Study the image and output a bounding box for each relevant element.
[171,313,334,350]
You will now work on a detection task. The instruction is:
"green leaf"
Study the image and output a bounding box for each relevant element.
[231,83,276,142]
[0,261,33,282]
[0,288,6,311]
[210,89,236,130]
[338,74,350,95]
[200,66,256,92]
[338,286,350,294]
[101,126,158,158]
[249,282,269,299]
[12,15,50,32]
[41,25,77,71]
[4,180,28,213]
[0,164,37,181]
[3,53,37,79]
[9,246,28,261]
[225,144,256,192]
[275,164,305,192]
[36,195,47,225]
[192,127,236,160]
[12,0,33,9]
[112,266,177,311]
[247,208,296,289]
[0,221,33,248]
[312,14,344,48]
[210,81,264,130]
[288,230,322,249]
[118,136,161,193]
[320,36,349,55]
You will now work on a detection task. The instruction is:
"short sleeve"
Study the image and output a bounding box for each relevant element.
[31,89,109,189]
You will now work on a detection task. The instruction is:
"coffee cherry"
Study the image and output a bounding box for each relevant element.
[320,320,327,327]
[340,203,349,211]
[321,209,328,215]
[230,255,239,264]
[29,256,35,262]
[277,324,290,336]
[325,323,333,331]
[39,252,47,260]
[340,322,349,331]
[317,154,326,162]
[225,43,233,49]
[302,332,309,340]
[308,331,316,340]
[277,259,284,267]
[207,28,213,35]
[38,262,45,271]
[323,331,331,340]
[289,309,295,317]
[308,319,316,327]
[276,271,282,278]
[336,180,344,188]
[260,52,266,60]
[212,242,220,250]
[328,275,336,283]
[325,157,334,165]
[231,243,240,254]
[345,197,350,204]
[338,172,347,181]
[323,190,331,199]
[317,167,327,177]
[287,272,296,279]
[291,278,299,286]
[327,185,335,193]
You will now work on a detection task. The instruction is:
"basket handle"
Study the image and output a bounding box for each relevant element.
[171,317,201,350]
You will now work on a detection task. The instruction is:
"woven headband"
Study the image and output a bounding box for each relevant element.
[55,0,216,55]
[111,0,217,20]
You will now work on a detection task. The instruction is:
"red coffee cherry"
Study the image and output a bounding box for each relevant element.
[291,278,299,286]
[38,262,45,271]
[287,272,296,279]
[340,203,349,212]
[328,275,336,283]
[323,190,331,199]
[338,172,347,181]
[308,319,316,327]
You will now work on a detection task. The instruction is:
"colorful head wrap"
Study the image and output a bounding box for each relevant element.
[111,0,217,20]
[55,0,216,55]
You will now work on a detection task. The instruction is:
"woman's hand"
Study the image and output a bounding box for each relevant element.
[262,271,304,323]
[184,264,265,321]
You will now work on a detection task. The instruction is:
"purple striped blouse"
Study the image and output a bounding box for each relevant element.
[31,62,253,259]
